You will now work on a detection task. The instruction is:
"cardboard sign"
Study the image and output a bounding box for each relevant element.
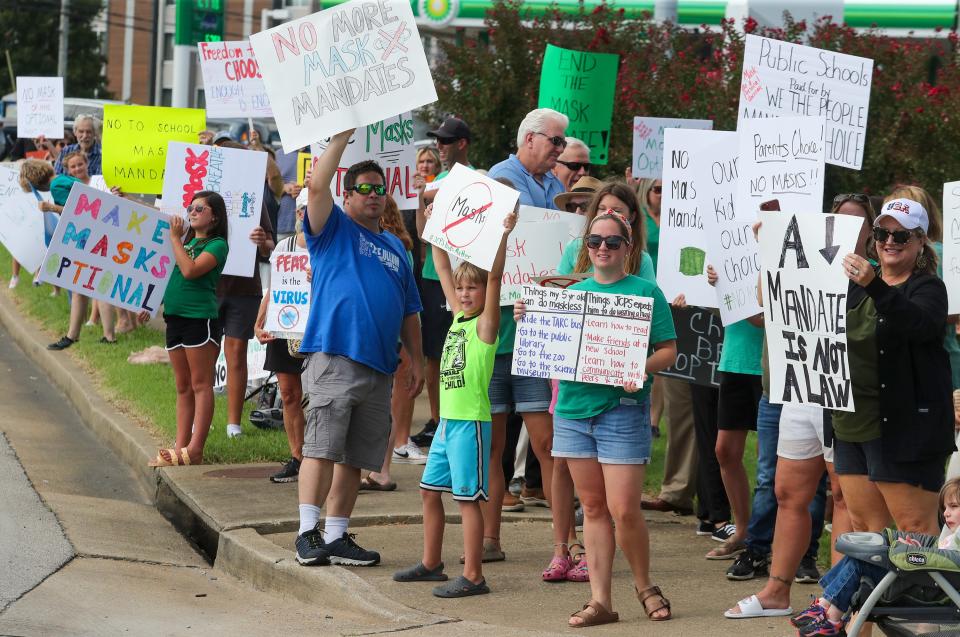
[309,111,417,207]
[512,284,652,387]
[0,166,47,272]
[737,115,826,219]
[657,128,716,308]
[296,152,312,186]
[500,220,569,305]
[102,105,206,194]
[249,0,437,154]
[421,163,519,270]
[16,76,64,139]
[632,117,713,179]
[215,339,268,388]
[657,306,723,387]
[759,211,861,411]
[538,44,619,165]
[265,249,310,337]
[738,35,873,170]
[160,142,267,278]
[520,204,587,243]
[944,181,960,315]
[36,184,174,315]
[197,41,273,118]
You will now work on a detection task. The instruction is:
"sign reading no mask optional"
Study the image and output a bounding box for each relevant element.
[16,76,64,139]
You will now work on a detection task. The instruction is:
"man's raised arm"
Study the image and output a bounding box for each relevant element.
[306,128,355,233]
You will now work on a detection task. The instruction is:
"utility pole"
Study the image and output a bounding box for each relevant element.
[57,0,70,78]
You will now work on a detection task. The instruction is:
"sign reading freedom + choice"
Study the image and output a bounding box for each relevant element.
[538,44,619,165]
[944,181,960,314]
[250,0,437,154]
[738,35,873,170]
[759,211,861,412]
[37,183,174,316]
[657,307,723,388]
[16,76,64,139]
[632,117,712,180]
[102,105,206,194]
[197,40,272,118]
[512,285,653,388]
[265,249,310,338]
[0,166,47,273]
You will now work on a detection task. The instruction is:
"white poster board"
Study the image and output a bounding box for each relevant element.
[738,35,873,170]
[737,115,826,219]
[520,205,587,243]
[215,339,268,388]
[0,166,47,272]
[88,175,111,193]
[500,220,569,304]
[421,163,519,270]
[632,117,713,179]
[512,284,652,387]
[249,0,438,153]
[944,181,960,315]
[264,250,310,337]
[759,211,861,411]
[16,76,64,139]
[197,41,272,118]
[36,184,174,315]
[310,112,418,209]
[160,142,267,277]
[657,128,716,308]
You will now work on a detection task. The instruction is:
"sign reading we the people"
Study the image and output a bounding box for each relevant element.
[197,40,273,118]
[512,285,653,388]
[264,250,310,337]
[16,76,64,139]
[0,166,47,273]
[249,0,437,153]
[631,116,713,180]
[943,181,960,315]
[160,142,267,277]
[738,35,873,170]
[36,183,174,316]
[102,105,206,194]
[538,44,619,165]
[759,211,862,412]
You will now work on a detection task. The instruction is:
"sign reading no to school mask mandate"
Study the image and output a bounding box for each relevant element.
[249,0,437,154]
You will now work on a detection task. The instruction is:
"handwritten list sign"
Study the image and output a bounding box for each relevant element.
[512,285,652,388]
[632,117,713,179]
[0,166,47,272]
[657,307,724,388]
[944,181,960,314]
[16,76,64,139]
[249,0,437,153]
[197,41,272,118]
[759,211,861,411]
[738,35,873,170]
[265,250,310,337]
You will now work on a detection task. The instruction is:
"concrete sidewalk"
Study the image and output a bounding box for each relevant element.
[0,289,812,636]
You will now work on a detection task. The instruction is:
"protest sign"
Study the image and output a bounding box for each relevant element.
[657,307,724,387]
[16,77,64,139]
[520,205,587,243]
[36,183,174,316]
[160,142,267,277]
[499,220,569,305]
[197,40,272,118]
[249,0,437,154]
[944,181,960,314]
[657,128,716,308]
[296,152,312,185]
[102,105,206,194]
[88,175,111,193]
[512,284,652,387]
[264,249,310,337]
[738,35,873,170]
[631,117,712,179]
[759,211,861,411]
[309,111,418,207]
[215,340,268,388]
[538,44,619,164]
[0,166,47,272]
[421,163,519,270]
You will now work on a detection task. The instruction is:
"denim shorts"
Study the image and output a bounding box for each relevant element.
[488,353,552,414]
[553,400,652,464]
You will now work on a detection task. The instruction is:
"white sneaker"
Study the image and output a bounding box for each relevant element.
[8,276,18,289]
[392,440,427,464]
[226,424,243,438]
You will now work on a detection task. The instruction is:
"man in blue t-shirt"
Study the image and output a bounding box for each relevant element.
[487,108,567,209]
[295,128,424,568]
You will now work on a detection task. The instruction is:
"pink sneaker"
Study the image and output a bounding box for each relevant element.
[542,555,573,582]
[566,557,590,582]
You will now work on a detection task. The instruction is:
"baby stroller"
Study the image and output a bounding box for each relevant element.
[837,529,960,636]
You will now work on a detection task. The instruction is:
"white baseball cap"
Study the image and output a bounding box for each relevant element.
[875,197,929,234]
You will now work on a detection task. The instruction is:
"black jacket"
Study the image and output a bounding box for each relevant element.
[847,271,954,462]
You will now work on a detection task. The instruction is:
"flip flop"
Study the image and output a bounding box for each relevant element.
[724,594,793,619]
[432,575,489,598]
[569,600,619,628]
[359,476,397,491]
[705,540,746,560]
[393,561,448,582]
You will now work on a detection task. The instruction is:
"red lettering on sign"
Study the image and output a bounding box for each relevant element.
[182,148,210,210]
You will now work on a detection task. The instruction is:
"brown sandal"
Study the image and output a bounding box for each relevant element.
[569,600,619,628]
[637,585,672,621]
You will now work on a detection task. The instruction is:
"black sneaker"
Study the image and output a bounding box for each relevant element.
[326,532,380,566]
[295,527,330,566]
[696,520,714,536]
[410,419,437,447]
[795,555,821,584]
[712,522,737,543]
[726,548,768,581]
[47,336,76,350]
[270,458,301,483]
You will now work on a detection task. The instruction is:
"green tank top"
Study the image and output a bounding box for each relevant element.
[439,311,498,421]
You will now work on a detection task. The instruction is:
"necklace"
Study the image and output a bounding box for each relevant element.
[186,237,213,260]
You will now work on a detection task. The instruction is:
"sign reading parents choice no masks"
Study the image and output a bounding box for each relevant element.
[738,35,873,170]
[421,163,519,271]
[249,0,437,154]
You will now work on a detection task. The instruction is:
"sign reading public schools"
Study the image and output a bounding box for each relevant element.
[197,40,272,118]
[249,0,437,153]
[36,183,174,316]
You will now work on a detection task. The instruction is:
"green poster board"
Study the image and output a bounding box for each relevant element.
[538,44,619,165]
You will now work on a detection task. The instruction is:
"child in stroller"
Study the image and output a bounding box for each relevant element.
[791,477,960,636]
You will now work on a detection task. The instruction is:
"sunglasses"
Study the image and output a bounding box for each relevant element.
[564,202,586,213]
[834,193,870,205]
[872,226,917,244]
[186,204,209,213]
[586,234,627,250]
[434,137,457,145]
[651,185,662,194]
[534,132,567,149]
[556,159,592,173]
[348,183,387,196]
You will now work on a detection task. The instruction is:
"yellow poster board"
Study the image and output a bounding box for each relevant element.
[296,152,312,186]
[102,105,206,194]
